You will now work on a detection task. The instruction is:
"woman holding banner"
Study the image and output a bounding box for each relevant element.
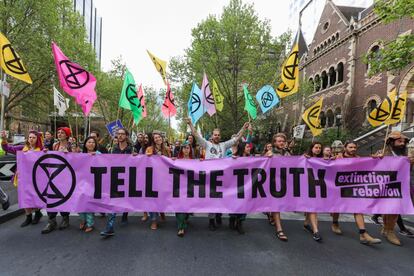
[146,131,171,230]
[266,133,290,241]
[174,141,193,237]
[1,130,44,227]
[303,142,323,242]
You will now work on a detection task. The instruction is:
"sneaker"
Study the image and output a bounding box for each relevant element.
[399,229,414,238]
[331,224,342,235]
[100,229,115,238]
[370,215,382,225]
[312,232,322,242]
[32,211,43,225]
[58,217,70,230]
[303,224,313,234]
[41,220,57,234]
[209,219,217,231]
[360,233,382,245]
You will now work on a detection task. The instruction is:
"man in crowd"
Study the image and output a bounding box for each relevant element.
[186,118,250,231]
[134,132,144,153]
[100,128,135,238]
[41,127,72,234]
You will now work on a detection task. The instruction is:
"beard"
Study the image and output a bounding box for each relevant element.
[391,145,407,156]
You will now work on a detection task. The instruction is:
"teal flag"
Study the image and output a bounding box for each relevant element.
[119,69,142,124]
[188,82,206,125]
[243,85,257,120]
[256,85,279,114]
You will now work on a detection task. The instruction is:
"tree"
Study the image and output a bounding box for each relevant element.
[169,0,290,138]
[365,0,414,76]
[0,0,97,128]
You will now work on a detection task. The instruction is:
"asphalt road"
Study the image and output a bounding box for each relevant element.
[0,215,413,276]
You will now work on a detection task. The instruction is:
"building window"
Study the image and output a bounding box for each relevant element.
[336,33,339,40]
[320,111,326,128]
[366,45,381,72]
[314,74,321,92]
[321,71,328,89]
[337,62,344,83]
[309,77,314,92]
[327,110,335,127]
[329,67,336,86]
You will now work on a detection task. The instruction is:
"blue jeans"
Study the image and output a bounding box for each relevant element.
[105,213,116,231]
[149,212,159,221]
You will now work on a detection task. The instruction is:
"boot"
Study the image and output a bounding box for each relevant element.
[209,218,217,231]
[229,216,236,230]
[360,232,382,245]
[59,216,70,230]
[236,218,245,235]
[32,210,43,225]
[20,214,32,227]
[41,219,57,234]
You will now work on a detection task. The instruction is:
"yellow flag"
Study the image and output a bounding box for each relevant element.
[384,90,408,125]
[146,50,167,84]
[0,32,32,84]
[367,89,396,127]
[212,79,224,112]
[302,97,323,137]
[276,43,299,99]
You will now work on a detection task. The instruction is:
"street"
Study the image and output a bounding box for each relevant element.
[0,214,413,276]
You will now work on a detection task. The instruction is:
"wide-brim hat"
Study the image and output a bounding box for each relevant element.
[386,131,409,144]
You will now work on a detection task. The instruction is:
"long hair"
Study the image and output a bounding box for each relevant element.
[178,144,193,159]
[151,132,169,156]
[25,131,43,150]
[82,136,98,153]
[236,142,250,157]
[186,134,197,148]
[306,141,323,157]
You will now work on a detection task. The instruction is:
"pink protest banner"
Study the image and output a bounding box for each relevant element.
[17,152,414,214]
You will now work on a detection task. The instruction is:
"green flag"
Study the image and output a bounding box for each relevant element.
[243,85,257,120]
[119,69,143,124]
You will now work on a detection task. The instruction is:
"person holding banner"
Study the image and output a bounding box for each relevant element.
[229,142,252,234]
[145,131,171,230]
[186,118,250,231]
[186,134,201,159]
[174,141,193,237]
[90,131,108,154]
[322,146,333,160]
[1,130,44,227]
[335,141,382,245]
[101,128,135,237]
[265,133,291,241]
[303,142,323,242]
[41,127,72,234]
[43,131,55,151]
[374,131,414,245]
[78,136,101,233]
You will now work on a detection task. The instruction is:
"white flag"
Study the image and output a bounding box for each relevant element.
[131,131,138,143]
[53,87,69,116]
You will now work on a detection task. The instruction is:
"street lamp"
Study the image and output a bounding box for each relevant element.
[335,114,342,138]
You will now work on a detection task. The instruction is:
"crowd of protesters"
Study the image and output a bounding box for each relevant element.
[0,120,413,247]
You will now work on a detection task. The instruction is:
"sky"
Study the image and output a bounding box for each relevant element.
[94,0,373,90]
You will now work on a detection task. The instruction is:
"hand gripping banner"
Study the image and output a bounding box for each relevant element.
[17,152,414,214]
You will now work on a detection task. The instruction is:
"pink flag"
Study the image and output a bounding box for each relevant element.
[52,42,97,116]
[201,72,216,116]
[137,84,147,118]
[161,81,177,118]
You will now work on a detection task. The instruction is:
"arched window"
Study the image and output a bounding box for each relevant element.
[320,111,326,128]
[334,107,342,126]
[321,71,328,89]
[337,62,344,83]
[327,110,335,127]
[332,35,336,42]
[329,67,336,87]
[314,74,321,92]
[309,77,314,92]
[336,33,339,40]
[328,38,331,45]
[366,45,381,72]
[368,99,377,113]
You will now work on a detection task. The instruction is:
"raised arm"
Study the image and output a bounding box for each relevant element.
[223,122,250,149]
[185,117,208,148]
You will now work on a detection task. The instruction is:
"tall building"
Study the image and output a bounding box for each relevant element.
[73,0,102,64]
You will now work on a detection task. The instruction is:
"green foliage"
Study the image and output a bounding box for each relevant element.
[365,0,414,75]
[169,0,290,138]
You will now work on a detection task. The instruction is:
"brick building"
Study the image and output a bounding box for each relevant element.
[276,0,414,151]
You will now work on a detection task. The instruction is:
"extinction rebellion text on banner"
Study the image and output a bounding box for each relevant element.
[17,152,414,214]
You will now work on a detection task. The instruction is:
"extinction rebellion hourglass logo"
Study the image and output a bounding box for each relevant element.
[32,154,76,207]
[335,171,402,198]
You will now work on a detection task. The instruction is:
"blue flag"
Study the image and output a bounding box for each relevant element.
[188,82,206,125]
[256,85,279,114]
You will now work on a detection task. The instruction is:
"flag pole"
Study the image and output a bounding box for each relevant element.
[0,68,6,131]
